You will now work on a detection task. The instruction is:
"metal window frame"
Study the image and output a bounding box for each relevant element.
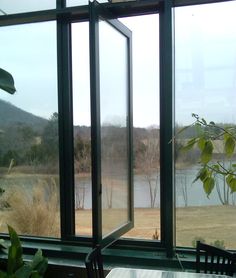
[57,0,76,239]
[0,0,232,27]
[89,0,134,248]
[159,0,175,258]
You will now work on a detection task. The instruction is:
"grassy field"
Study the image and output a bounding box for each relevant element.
[176,205,236,248]
[75,205,236,249]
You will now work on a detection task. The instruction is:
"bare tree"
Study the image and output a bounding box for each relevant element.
[177,173,188,207]
[136,128,160,208]
[75,183,86,210]
[104,179,114,209]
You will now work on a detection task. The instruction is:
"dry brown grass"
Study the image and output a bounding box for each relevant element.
[75,206,236,249]
[176,205,236,249]
[0,178,60,237]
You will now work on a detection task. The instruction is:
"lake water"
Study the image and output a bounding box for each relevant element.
[74,166,236,209]
[1,167,235,209]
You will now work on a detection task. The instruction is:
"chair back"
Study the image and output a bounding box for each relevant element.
[196,241,235,276]
[85,245,105,278]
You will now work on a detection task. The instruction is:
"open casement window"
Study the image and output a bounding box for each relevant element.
[89,0,133,247]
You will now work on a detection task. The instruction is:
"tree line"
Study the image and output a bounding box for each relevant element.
[0,112,58,171]
[0,114,160,177]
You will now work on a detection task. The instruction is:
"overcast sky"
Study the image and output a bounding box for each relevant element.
[0,12,159,128]
[175,1,236,125]
[0,1,236,127]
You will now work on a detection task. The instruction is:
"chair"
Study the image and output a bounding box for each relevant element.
[196,241,235,276]
[85,245,105,278]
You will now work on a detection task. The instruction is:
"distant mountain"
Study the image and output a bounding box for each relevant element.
[0,99,48,132]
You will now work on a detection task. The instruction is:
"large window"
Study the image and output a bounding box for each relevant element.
[1,0,235,261]
[175,1,236,249]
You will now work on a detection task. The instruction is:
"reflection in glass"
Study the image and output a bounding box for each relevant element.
[99,20,129,237]
[72,22,92,236]
[0,0,55,15]
[0,22,60,237]
[175,2,236,249]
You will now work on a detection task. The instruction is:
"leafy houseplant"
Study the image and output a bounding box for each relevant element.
[177,113,236,197]
[0,225,48,278]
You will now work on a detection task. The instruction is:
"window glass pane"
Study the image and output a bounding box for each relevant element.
[72,22,92,236]
[120,15,160,240]
[0,1,55,15]
[175,2,236,249]
[0,22,59,237]
[98,20,130,237]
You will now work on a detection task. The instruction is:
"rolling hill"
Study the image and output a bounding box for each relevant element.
[0,99,47,132]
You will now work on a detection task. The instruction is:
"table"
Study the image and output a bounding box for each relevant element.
[106,268,231,278]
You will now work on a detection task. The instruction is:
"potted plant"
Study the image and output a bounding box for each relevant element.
[0,225,48,278]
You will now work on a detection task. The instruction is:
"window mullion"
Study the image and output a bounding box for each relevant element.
[89,1,102,246]
[159,0,175,257]
[57,17,75,239]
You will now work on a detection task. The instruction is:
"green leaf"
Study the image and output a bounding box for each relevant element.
[194,123,204,137]
[197,137,206,151]
[224,136,235,157]
[193,167,208,183]
[30,250,48,276]
[203,176,215,196]
[31,250,43,269]
[212,164,220,172]
[14,265,32,278]
[7,225,23,274]
[181,138,197,152]
[226,175,236,192]
[0,68,16,94]
[200,140,213,164]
